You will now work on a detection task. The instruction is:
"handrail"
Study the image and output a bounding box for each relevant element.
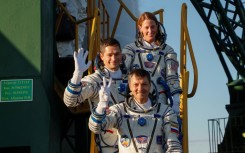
[55,0,109,53]
[152,9,164,23]
[208,118,226,153]
[54,1,101,111]
[117,0,138,21]
[56,0,93,51]
[111,0,164,38]
[99,0,110,39]
[55,1,108,153]
[88,8,100,74]
[87,3,100,153]
[181,6,198,98]
[179,3,198,153]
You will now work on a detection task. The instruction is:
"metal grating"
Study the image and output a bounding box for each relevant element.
[208,116,245,153]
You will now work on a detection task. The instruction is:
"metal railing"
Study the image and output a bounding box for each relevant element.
[208,116,245,153]
[56,0,91,51]
[55,1,110,153]
[55,1,198,153]
[208,117,228,153]
[179,3,198,153]
[55,0,109,73]
[111,0,164,38]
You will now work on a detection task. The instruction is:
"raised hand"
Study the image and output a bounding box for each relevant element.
[99,77,112,102]
[74,48,92,76]
[71,48,92,84]
[96,77,112,114]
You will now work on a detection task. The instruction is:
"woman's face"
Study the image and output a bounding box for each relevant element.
[139,19,158,43]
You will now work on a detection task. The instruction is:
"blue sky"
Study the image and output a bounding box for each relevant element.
[138,1,231,153]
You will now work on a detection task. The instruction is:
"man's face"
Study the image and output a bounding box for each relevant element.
[100,45,122,71]
[129,75,151,104]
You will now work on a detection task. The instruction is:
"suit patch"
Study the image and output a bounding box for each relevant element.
[144,61,156,68]
[161,69,165,77]
[120,135,130,147]
[156,135,162,144]
[136,135,148,144]
[170,123,179,134]
[170,62,178,71]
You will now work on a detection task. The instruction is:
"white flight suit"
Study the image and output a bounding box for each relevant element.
[89,97,183,153]
[64,69,127,153]
[122,41,182,105]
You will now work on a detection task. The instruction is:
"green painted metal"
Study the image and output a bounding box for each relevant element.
[0,1,41,76]
[1,79,33,102]
[0,1,65,153]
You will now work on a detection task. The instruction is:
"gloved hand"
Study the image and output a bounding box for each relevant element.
[172,93,180,115]
[96,77,112,114]
[71,48,92,84]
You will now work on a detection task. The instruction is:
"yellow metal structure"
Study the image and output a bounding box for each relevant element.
[87,8,100,74]
[55,1,108,152]
[179,3,198,153]
[55,0,109,65]
[111,0,163,38]
[55,0,198,152]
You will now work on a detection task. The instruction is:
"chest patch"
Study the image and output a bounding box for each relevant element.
[144,61,156,68]
[136,135,148,144]
[120,134,131,147]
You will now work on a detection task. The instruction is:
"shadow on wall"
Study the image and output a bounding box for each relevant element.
[0,32,39,78]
